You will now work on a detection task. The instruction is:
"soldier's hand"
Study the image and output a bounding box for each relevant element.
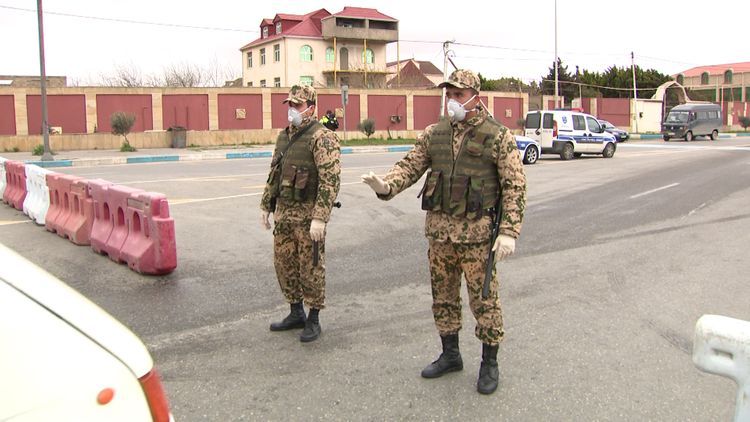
[361,171,391,195]
[492,235,516,261]
[310,219,326,242]
[261,211,272,230]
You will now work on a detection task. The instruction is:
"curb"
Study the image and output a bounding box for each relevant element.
[630,132,750,140]
[17,145,416,168]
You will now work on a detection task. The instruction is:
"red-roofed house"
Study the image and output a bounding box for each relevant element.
[674,62,750,102]
[240,7,398,89]
[385,59,443,89]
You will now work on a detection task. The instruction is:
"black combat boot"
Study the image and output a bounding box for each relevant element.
[421,334,463,378]
[269,302,306,331]
[477,343,499,394]
[300,308,321,342]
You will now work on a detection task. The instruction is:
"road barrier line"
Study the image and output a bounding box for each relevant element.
[629,183,680,199]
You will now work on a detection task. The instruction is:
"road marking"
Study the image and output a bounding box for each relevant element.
[170,181,363,205]
[629,183,680,199]
[0,220,31,226]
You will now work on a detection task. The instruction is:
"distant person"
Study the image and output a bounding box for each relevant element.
[361,69,527,394]
[260,85,341,342]
[320,109,339,131]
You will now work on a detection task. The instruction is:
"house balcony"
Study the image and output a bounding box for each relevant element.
[321,16,398,43]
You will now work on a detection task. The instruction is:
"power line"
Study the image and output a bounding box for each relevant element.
[540,78,659,92]
[0,4,257,33]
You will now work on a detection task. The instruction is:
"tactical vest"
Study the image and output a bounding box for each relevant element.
[272,121,322,204]
[419,117,502,219]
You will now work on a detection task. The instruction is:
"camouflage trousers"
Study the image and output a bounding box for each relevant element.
[428,239,504,345]
[273,220,326,309]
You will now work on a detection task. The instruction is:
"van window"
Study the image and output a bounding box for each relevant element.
[525,113,541,129]
[542,113,554,129]
[666,111,689,123]
[697,111,708,120]
[709,111,718,119]
[586,117,602,132]
[573,115,586,130]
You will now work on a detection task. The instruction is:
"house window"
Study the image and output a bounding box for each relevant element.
[300,45,313,62]
[276,22,282,34]
[724,70,733,84]
[274,77,281,87]
[274,44,280,62]
[260,48,266,65]
[299,76,313,86]
[246,81,253,87]
[262,26,268,38]
[363,48,374,64]
[326,47,334,63]
[247,52,253,68]
[701,72,709,85]
[260,79,266,87]
[676,74,683,85]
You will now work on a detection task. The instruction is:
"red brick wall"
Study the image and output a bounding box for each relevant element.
[597,98,630,127]
[0,95,15,135]
[413,95,441,130]
[493,97,523,129]
[217,94,263,130]
[96,94,153,133]
[317,94,360,132]
[367,95,407,131]
[26,94,86,134]
[162,94,209,130]
[271,93,289,129]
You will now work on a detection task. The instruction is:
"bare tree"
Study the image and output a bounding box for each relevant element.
[99,63,145,87]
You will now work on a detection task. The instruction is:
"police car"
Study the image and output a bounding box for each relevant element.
[515,135,540,165]
[524,110,617,160]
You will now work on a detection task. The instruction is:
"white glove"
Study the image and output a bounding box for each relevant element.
[261,211,272,230]
[310,219,326,242]
[361,171,391,195]
[492,235,516,261]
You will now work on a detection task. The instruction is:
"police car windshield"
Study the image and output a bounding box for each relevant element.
[666,111,689,123]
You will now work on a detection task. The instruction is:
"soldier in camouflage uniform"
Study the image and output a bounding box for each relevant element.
[362,69,526,394]
[261,85,341,343]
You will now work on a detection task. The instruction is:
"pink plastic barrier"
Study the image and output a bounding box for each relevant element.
[45,174,83,236]
[120,192,177,275]
[102,184,144,263]
[88,179,114,255]
[3,161,27,210]
[62,179,94,245]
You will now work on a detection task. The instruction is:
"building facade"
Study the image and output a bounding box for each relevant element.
[240,7,398,89]
[674,62,750,103]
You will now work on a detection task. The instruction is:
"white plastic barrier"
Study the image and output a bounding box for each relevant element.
[23,164,53,225]
[693,314,750,422]
[0,157,7,200]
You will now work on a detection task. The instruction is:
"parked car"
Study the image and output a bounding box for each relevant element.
[662,103,722,142]
[524,110,617,160]
[598,120,630,142]
[515,135,540,164]
[0,243,174,422]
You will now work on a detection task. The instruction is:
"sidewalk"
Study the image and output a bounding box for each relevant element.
[0,144,415,168]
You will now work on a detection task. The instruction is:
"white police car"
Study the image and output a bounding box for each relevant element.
[515,135,540,165]
[524,110,617,160]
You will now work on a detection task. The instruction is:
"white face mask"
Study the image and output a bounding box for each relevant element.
[446,95,477,122]
[288,106,311,127]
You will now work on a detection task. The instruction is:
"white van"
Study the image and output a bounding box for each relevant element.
[524,110,618,160]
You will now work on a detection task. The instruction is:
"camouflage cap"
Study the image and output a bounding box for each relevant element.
[283,85,316,104]
[437,69,481,92]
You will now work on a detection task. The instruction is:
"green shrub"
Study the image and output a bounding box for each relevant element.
[120,142,137,152]
[357,119,375,138]
[739,116,750,131]
[32,144,45,156]
[111,112,136,151]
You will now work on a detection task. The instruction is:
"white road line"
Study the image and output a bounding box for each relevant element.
[0,220,31,226]
[629,183,680,199]
[169,181,363,206]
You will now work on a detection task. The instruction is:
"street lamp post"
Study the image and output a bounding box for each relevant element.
[554,0,559,109]
[37,0,53,161]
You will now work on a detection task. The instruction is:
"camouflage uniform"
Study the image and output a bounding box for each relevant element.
[261,85,341,310]
[377,71,526,345]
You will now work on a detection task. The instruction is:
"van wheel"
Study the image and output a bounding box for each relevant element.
[573,153,583,158]
[602,143,616,158]
[560,143,574,160]
[663,136,670,142]
[523,145,538,165]
[685,131,693,142]
[710,130,718,140]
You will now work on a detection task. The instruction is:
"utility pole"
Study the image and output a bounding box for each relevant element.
[632,51,639,133]
[576,65,582,100]
[37,0,53,161]
[554,0,559,109]
[440,40,450,119]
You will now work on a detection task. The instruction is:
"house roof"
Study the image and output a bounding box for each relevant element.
[387,60,436,88]
[678,61,750,77]
[386,59,442,75]
[332,6,396,21]
[242,8,330,50]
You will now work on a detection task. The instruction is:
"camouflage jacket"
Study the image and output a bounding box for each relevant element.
[378,107,526,243]
[260,117,341,223]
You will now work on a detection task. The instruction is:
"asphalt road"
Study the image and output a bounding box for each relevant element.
[2,138,750,421]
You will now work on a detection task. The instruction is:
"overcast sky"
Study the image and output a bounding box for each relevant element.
[1,0,746,85]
